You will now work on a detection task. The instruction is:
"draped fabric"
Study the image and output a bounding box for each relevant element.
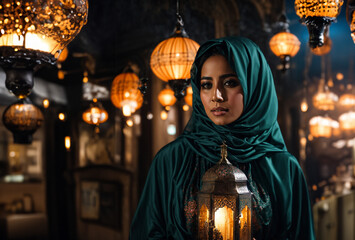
[130,37,315,240]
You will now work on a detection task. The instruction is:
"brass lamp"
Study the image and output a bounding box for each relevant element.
[82,100,108,133]
[295,0,344,48]
[150,12,199,100]
[198,142,252,240]
[2,98,44,144]
[111,69,143,117]
[0,0,88,98]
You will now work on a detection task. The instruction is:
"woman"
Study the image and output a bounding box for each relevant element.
[130,36,315,239]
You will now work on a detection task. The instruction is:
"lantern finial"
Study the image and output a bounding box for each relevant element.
[220,141,228,164]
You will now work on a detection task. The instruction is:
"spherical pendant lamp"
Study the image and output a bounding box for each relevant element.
[150,14,199,100]
[111,69,143,117]
[295,0,344,48]
[269,31,301,71]
[0,0,88,98]
[158,88,176,108]
[82,102,108,126]
[2,98,44,144]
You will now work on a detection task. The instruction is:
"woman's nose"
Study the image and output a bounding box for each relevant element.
[211,87,224,102]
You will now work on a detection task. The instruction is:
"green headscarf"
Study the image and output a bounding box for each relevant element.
[183,36,287,163]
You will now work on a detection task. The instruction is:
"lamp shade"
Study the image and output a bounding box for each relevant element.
[269,32,301,57]
[150,18,200,100]
[82,102,108,126]
[295,0,344,48]
[2,98,43,144]
[0,0,88,56]
[158,88,176,107]
[111,71,143,117]
[309,115,339,138]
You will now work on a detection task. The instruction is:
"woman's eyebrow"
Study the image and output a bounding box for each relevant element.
[220,73,238,79]
[200,76,212,81]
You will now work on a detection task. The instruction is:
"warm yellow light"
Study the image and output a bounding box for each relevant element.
[42,99,50,109]
[58,70,65,80]
[301,98,308,112]
[198,205,209,238]
[160,110,168,120]
[312,88,338,111]
[65,136,71,150]
[82,105,108,125]
[58,113,66,121]
[83,76,88,83]
[182,104,189,111]
[126,119,134,127]
[184,86,193,106]
[111,71,143,116]
[295,0,344,18]
[309,116,339,138]
[300,137,307,146]
[336,72,344,81]
[57,47,69,63]
[339,94,355,107]
[239,206,251,239]
[158,88,176,107]
[150,36,200,81]
[351,11,355,43]
[269,32,301,57]
[0,1,88,56]
[214,206,234,240]
[339,111,355,131]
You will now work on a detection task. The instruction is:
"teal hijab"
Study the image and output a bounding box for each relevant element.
[183,36,287,164]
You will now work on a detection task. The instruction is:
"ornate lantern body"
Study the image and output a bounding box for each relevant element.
[150,16,200,100]
[309,116,339,138]
[158,88,176,107]
[2,98,44,144]
[111,70,143,117]
[339,93,355,107]
[295,0,344,48]
[0,0,88,98]
[269,31,300,70]
[198,143,252,240]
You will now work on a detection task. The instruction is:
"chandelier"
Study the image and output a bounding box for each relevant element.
[111,68,143,117]
[0,0,88,98]
[309,115,339,138]
[312,78,338,111]
[295,0,344,48]
[150,2,199,100]
[339,111,355,131]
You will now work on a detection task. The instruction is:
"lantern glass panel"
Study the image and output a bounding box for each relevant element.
[240,206,251,240]
[214,206,234,240]
[198,204,209,239]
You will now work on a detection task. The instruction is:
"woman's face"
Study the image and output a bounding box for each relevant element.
[200,55,244,125]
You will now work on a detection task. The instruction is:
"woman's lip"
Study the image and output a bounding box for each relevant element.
[211,107,229,116]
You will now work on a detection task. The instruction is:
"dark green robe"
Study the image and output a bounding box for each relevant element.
[130,37,315,239]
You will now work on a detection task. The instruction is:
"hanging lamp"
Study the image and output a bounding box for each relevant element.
[312,79,338,111]
[2,98,44,144]
[269,14,300,71]
[82,99,108,133]
[111,68,143,117]
[150,0,200,100]
[339,111,355,131]
[295,0,344,48]
[0,0,88,98]
[347,2,355,43]
[309,115,339,138]
[339,57,355,108]
[158,88,176,109]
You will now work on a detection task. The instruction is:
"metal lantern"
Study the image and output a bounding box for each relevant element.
[198,142,252,240]
[269,31,300,71]
[150,14,200,100]
[295,0,343,48]
[110,69,143,117]
[0,0,88,98]
[2,98,44,144]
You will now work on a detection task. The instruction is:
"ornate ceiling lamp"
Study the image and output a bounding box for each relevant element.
[150,1,200,100]
[82,99,108,133]
[339,111,355,131]
[339,93,355,107]
[111,68,144,117]
[295,0,344,48]
[158,88,176,110]
[0,0,88,98]
[309,115,339,138]
[312,85,338,111]
[184,86,193,107]
[2,98,43,144]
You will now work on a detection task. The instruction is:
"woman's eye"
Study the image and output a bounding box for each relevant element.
[224,79,239,87]
[201,82,212,89]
